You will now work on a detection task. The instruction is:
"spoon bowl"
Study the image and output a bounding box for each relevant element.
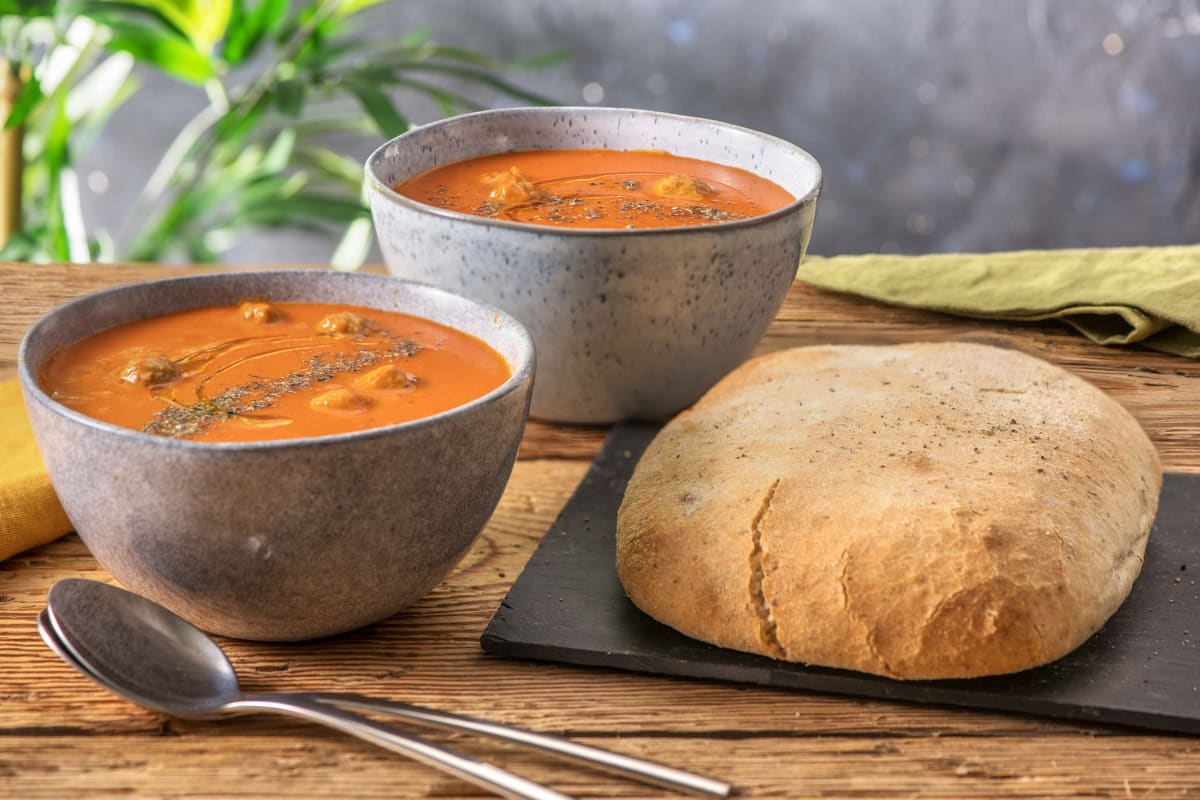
[47,580,239,717]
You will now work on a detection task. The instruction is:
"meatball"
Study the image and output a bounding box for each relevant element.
[310,387,373,413]
[119,354,180,387]
[354,364,417,392]
[239,301,279,324]
[651,174,712,200]
[481,167,545,205]
[315,312,372,336]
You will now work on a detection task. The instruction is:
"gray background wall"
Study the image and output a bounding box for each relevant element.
[86,0,1200,263]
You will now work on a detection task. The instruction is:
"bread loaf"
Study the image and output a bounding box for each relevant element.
[616,343,1162,679]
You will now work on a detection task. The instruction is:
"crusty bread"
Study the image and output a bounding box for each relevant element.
[616,343,1162,679]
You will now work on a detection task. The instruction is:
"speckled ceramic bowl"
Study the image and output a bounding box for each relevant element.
[18,270,534,641]
[366,106,821,424]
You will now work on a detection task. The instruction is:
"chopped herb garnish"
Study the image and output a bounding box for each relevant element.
[144,336,421,439]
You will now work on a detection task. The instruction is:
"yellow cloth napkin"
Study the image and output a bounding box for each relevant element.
[797,245,1200,356]
[0,376,72,560]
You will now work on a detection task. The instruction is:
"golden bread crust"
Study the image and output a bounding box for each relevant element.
[615,343,1162,679]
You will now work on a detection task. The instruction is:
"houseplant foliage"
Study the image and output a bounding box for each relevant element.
[0,0,562,265]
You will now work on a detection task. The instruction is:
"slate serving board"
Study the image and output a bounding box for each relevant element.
[482,423,1200,735]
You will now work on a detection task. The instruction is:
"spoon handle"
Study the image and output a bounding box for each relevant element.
[233,694,574,800]
[305,691,731,798]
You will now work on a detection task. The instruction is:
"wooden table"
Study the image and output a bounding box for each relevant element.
[2,262,1198,799]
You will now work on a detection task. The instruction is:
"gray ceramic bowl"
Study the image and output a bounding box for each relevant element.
[366,106,821,424]
[18,270,534,641]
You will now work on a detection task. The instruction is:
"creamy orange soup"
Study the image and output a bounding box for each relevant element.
[40,301,510,443]
[394,148,794,229]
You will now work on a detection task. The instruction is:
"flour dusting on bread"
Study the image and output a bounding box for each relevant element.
[615,343,1162,680]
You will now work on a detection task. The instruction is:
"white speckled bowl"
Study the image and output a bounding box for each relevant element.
[18,270,534,641]
[366,106,821,424]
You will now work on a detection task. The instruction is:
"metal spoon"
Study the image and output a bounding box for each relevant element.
[42,579,731,798]
[37,612,729,797]
[42,580,574,800]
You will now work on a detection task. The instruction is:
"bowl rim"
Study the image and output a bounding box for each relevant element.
[364,105,822,237]
[17,269,536,452]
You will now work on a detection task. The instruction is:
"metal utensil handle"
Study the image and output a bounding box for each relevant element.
[233,694,574,800]
[307,692,732,798]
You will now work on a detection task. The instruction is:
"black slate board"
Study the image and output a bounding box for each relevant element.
[482,423,1200,735]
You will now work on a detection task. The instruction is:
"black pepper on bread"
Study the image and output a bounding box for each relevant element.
[615,343,1162,679]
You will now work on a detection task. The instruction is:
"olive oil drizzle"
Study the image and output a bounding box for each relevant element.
[475,171,754,227]
[144,332,421,440]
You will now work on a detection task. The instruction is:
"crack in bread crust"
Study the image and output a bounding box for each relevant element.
[615,343,1163,679]
[749,478,785,659]
[837,549,898,678]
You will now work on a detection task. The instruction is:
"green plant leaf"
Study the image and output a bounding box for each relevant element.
[293,144,362,191]
[357,38,569,74]
[284,2,346,50]
[223,0,289,64]
[128,176,231,260]
[261,127,296,173]
[185,233,220,262]
[289,115,376,137]
[292,38,358,70]
[358,61,557,106]
[252,0,289,36]
[330,214,373,270]
[508,49,573,70]
[104,19,216,83]
[116,0,233,51]
[0,0,54,16]
[333,0,388,18]
[3,72,42,130]
[43,93,73,261]
[43,96,71,177]
[228,173,303,221]
[406,62,558,105]
[228,142,265,177]
[0,228,41,261]
[213,93,266,144]
[272,78,305,116]
[239,191,367,227]
[344,78,408,137]
[222,0,253,62]
[66,52,135,124]
[67,55,141,170]
[417,44,504,69]
[391,76,482,116]
[398,25,429,48]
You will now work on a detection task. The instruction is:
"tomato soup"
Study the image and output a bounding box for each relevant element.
[40,301,510,443]
[394,149,794,229]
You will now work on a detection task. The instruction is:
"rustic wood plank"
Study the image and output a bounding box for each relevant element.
[0,262,210,365]
[3,259,1200,798]
[1,733,1196,799]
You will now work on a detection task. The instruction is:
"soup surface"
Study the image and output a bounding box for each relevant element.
[394,148,795,229]
[40,301,511,443]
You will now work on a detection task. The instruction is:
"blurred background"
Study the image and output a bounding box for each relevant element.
[8,0,1200,264]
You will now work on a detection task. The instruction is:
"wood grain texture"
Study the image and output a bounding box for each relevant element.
[2,734,1197,799]
[2,260,1199,798]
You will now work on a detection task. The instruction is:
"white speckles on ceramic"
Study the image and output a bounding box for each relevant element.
[366,106,821,424]
[17,271,535,641]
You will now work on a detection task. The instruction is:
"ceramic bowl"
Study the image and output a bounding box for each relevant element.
[18,270,535,641]
[366,106,821,424]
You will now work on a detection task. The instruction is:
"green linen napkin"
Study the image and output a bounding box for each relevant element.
[797,245,1200,356]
